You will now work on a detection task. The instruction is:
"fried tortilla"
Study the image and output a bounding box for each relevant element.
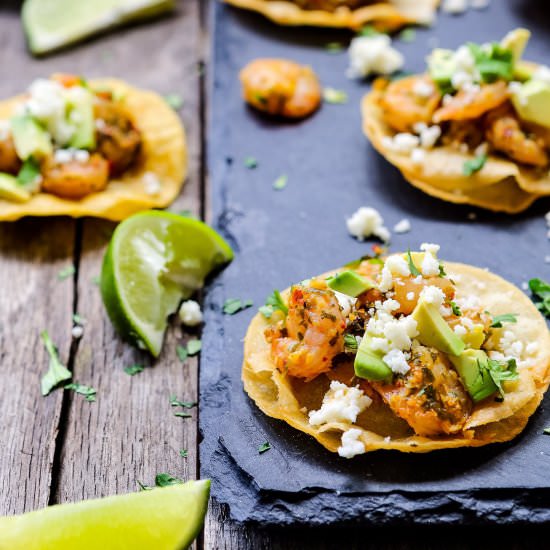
[0,79,186,221]
[243,261,550,454]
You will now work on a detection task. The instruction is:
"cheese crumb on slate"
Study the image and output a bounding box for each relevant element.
[347,206,391,242]
[393,218,411,234]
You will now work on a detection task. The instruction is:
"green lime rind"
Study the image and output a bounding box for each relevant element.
[0,480,210,550]
[22,0,176,55]
[100,210,233,357]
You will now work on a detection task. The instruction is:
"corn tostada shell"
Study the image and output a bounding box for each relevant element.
[223,0,439,30]
[243,261,550,454]
[0,78,187,222]
[361,91,540,214]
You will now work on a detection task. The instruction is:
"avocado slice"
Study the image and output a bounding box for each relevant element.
[450,349,498,403]
[500,28,531,64]
[10,115,52,160]
[354,335,393,382]
[412,299,465,357]
[427,49,456,93]
[0,173,31,203]
[67,87,96,149]
[511,79,550,128]
[327,271,374,298]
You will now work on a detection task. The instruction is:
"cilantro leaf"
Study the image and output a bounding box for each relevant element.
[65,382,97,402]
[124,364,144,376]
[40,331,72,396]
[186,339,202,356]
[438,262,447,277]
[486,358,519,398]
[451,301,462,316]
[170,395,197,409]
[258,441,271,454]
[17,157,42,190]
[173,411,192,418]
[176,345,188,362]
[72,313,86,325]
[344,334,358,351]
[155,473,184,487]
[323,88,348,105]
[463,154,487,176]
[490,313,518,328]
[260,289,288,318]
[273,174,288,191]
[467,42,513,83]
[179,449,189,458]
[244,156,258,169]
[223,298,253,315]
[398,28,416,43]
[58,264,75,280]
[407,249,421,277]
[164,93,183,110]
[528,278,550,317]
[325,42,344,53]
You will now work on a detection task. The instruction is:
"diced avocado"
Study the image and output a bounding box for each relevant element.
[327,271,374,297]
[511,79,550,128]
[66,86,96,149]
[460,323,485,349]
[449,349,497,403]
[427,49,456,92]
[354,335,392,382]
[10,115,52,160]
[0,173,31,203]
[412,299,465,357]
[500,28,531,63]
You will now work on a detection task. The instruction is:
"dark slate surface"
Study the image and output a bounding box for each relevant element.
[200,0,550,525]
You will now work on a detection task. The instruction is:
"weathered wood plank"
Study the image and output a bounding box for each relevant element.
[52,0,203,504]
[0,6,76,515]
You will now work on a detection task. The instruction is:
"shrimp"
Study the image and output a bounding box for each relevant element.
[371,344,472,436]
[433,81,509,123]
[240,59,322,119]
[0,134,21,175]
[485,105,548,167]
[94,98,141,175]
[41,153,109,199]
[379,75,442,133]
[265,286,346,381]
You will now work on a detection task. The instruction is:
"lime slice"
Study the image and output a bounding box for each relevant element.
[22,0,176,55]
[100,211,233,356]
[0,480,210,550]
[0,174,31,203]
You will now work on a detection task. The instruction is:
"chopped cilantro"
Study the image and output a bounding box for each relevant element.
[407,249,421,277]
[258,441,271,454]
[65,382,97,402]
[398,28,416,43]
[485,358,519,398]
[40,331,72,396]
[491,313,518,328]
[344,334,358,351]
[72,313,86,325]
[451,302,462,316]
[155,473,184,487]
[325,42,344,53]
[179,449,189,458]
[17,157,41,190]
[164,93,183,110]
[438,262,447,277]
[124,364,144,376]
[244,156,258,169]
[463,154,487,176]
[543,427,550,436]
[468,42,513,83]
[58,264,75,280]
[223,298,253,315]
[170,395,197,409]
[259,289,288,319]
[528,278,550,318]
[323,87,348,105]
[186,339,202,356]
[173,411,192,418]
[273,174,288,191]
[176,345,188,362]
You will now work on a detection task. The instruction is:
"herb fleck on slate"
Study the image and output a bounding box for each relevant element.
[323,87,348,105]
[223,298,253,315]
[273,174,288,191]
[258,441,271,454]
[244,156,258,169]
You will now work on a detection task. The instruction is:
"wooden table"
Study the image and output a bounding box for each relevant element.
[0,2,549,548]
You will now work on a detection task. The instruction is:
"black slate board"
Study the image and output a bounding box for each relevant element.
[200,0,550,525]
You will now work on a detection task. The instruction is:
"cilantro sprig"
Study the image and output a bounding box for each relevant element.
[463,154,487,176]
[223,298,253,315]
[451,301,462,316]
[259,289,288,319]
[65,382,97,402]
[407,249,421,277]
[258,441,271,454]
[344,333,358,351]
[528,278,550,317]
[40,331,72,396]
[490,313,518,328]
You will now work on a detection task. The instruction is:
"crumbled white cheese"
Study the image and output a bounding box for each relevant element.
[393,218,411,234]
[419,125,441,149]
[143,171,162,196]
[382,133,420,155]
[338,428,366,459]
[367,312,418,352]
[382,299,401,313]
[334,291,356,317]
[309,381,372,426]
[454,324,467,337]
[386,255,411,277]
[413,122,428,134]
[419,285,445,307]
[413,80,435,98]
[442,0,468,14]
[526,342,539,355]
[347,35,404,79]
[53,148,90,164]
[406,291,415,301]
[346,206,391,242]
[410,148,426,165]
[178,300,203,326]
[533,66,550,86]
[74,149,90,163]
[521,282,529,291]
[71,325,84,339]
[383,349,411,375]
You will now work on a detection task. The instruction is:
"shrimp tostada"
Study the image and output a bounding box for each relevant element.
[0,74,186,221]
[362,29,550,213]
[243,244,550,456]
[223,0,439,31]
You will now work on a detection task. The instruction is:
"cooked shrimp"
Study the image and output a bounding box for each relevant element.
[266,286,346,381]
[94,98,141,175]
[379,75,442,133]
[240,59,322,119]
[371,344,472,436]
[41,153,109,199]
[440,120,485,150]
[485,106,548,167]
[0,134,21,175]
[433,81,509,123]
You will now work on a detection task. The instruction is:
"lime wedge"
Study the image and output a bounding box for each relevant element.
[0,174,31,203]
[22,0,176,55]
[100,211,233,356]
[0,480,210,550]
